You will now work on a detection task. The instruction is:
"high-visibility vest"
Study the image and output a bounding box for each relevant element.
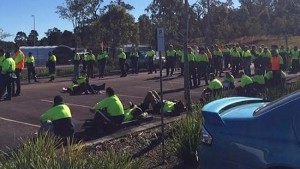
[271,55,280,71]
[14,50,25,69]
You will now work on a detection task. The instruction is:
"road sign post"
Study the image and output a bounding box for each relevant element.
[156,28,165,163]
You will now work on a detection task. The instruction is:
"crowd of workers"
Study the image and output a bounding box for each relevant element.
[1,42,300,139]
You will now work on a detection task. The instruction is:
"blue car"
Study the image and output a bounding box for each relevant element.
[198,92,300,169]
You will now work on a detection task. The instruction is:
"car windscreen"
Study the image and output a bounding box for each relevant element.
[254,91,300,116]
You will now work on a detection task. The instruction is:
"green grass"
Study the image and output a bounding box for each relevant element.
[0,133,143,169]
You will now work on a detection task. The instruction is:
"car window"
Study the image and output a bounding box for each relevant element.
[254,91,300,116]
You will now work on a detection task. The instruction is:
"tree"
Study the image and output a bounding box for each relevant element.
[138,14,154,45]
[14,31,27,46]
[39,37,48,46]
[45,27,62,45]
[61,30,75,47]
[27,30,39,46]
[0,28,12,40]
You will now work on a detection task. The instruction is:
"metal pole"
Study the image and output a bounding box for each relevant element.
[184,0,192,111]
[206,0,211,45]
[159,50,165,163]
[31,15,35,46]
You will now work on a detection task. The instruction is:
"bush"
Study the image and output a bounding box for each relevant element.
[0,133,143,169]
[168,112,202,165]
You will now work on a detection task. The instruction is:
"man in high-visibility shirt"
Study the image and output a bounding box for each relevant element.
[270,49,283,86]
[39,95,75,138]
[176,48,184,76]
[73,51,81,79]
[265,70,286,88]
[222,71,235,89]
[202,73,223,100]
[117,48,127,77]
[146,47,156,74]
[140,90,185,116]
[0,49,5,85]
[12,45,25,96]
[279,45,288,71]
[195,47,209,86]
[1,52,16,101]
[236,71,255,96]
[97,49,108,78]
[212,45,223,77]
[47,51,56,82]
[90,87,125,134]
[242,46,252,75]
[290,46,299,74]
[86,50,95,78]
[251,69,265,92]
[261,47,272,73]
[230,46,241,77]
[223,45,231,70]
[130,47,139,74]
[25,52,38,83]
[165,45,176,76]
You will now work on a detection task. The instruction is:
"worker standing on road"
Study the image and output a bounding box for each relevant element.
[241,46,252,76]
[97,48,108,78]
[261,47,272,74]
[223,45,231,70]
[90,87,125,133]
[230,46,241,77]
[176,48,184,76]
[290,46,300,74]
[47,51,56,82]
[0,52,16,101]
[195,47,209,86]
[39,95,75,138]
[73,51,81,79]
[12,45,24,96]
[270,49,283,86]
[130,47,139,74]
[146,47,156,74]
[118,48,127,77]
[187,47,197,88]
[165,45,176,76]
[212,45,223,77]
[0,49,5,85]
[25,52,38,83]
[86,50,95,79]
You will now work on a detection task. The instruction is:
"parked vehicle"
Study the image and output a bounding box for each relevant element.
[198,92,300,169]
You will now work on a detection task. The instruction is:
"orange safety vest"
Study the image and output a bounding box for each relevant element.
[270,55,280,71]
[14,50,25,69]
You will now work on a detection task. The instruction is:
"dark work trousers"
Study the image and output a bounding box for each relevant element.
[197,61,209,85]
[92,110,125,133]
[212,57,222,77]
[130,57,139,74]
[292,59,299,73]
[87,60,94,78]
[272,70,281,87]
[14,68,22,95]
[180,62,184,75]
[262,57,270,74]
[166,57,175,76]
[73,61,80,79]
[4,73,13,100]
[48,61,56,81]
[189,61,197,87]
[82,60,87,73]
[243,58,251,76]
[98,59,106,78]
[231,57,240,77]
[27,63,37,82]
[224,54,231,69]
[148,57,154,74]
[119,58,127,77]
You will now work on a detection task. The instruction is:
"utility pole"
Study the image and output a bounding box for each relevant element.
[31,15,36,46]
[184,0,192,111]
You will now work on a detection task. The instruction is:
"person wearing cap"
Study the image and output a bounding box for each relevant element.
[290,46,299,74]
[236,71,255,96]
[97,48,108,78]
[222,71,235,89]
[165,44,176,76]
[25,52,38,83]
[47,51,56,82]
[146,47,156,74]
[139,90,186,116]
[202,73,223,100]
[12,45,25,96]
[195,47,209,86]
[0,52,16,101]
[212,45,223,77]
[85,50,96,78]
[91,87,125,130]
[230,45,241,77]
[39,95,75,138]
[117,48,127,77]
[130,47,139,74]
[261,47,271,73]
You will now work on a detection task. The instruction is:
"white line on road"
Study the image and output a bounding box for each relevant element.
[0,117,39,128]
[41,99,92,109]
[118,94,144,99]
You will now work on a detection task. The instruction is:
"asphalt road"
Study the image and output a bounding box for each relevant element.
[0,70,206,151]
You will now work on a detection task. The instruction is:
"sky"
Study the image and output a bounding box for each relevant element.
[0,0,239,42]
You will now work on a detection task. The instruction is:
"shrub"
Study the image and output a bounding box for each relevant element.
[0,133,143,169]
[168,112,202,165]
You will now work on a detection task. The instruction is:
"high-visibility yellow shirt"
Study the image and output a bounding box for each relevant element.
[240,74,253,87]
[166,50,176,57]
[208,78,223,90]
[49,54,56,62]
[213,50,223,57]
[163,101,175,113]
[195,53,209,62]
[86,54,95,61]
[146,50,155,58]
[188,53,195,62]
[0,55,5,68]
[94,95,124,116]
[74,54,80,61]
[242,50,252,58]
[230,50,240,57]
[97,52,108,60]
[1,58,15,74]
[251,75,265,85]
[118,52,126,59]
[261,50,272,58]
[40,104,72,122]
[25,55,35,63]
[291,50,299,60]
